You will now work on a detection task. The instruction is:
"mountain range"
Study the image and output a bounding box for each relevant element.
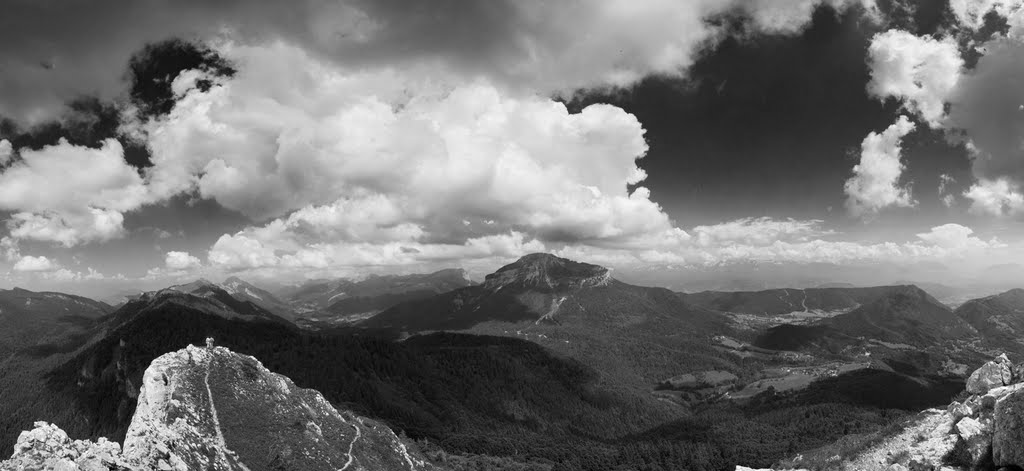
[2,252,1022,470]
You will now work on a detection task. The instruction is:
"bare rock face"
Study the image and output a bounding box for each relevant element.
[966,354,1012,395]
[1,344,440,471]
[993,386,1024,467]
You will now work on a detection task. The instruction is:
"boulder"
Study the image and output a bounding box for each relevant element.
[993,387,1024,467]
[948,401,972,421]
[955,417,993,466]
[967,354,1013,395]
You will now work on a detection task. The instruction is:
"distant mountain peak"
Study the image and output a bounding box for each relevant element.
[483,253,611,292]
[166,278,219,295]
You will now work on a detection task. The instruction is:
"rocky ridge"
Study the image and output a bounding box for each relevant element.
[482,253,612,292]
[1,342,438,470]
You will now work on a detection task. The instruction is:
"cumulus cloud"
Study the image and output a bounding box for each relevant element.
[745,0,878,32]
[0,237,18,262]
[165,251,202,270]
[868,13,1024,218]
[964,178,1024,215]
[142,43,683,256]
[0,140,11,165]
[12,255,58,272]
[948,0,1024,30]
[552,221,1004,271]
[208,228,547,273]
[691,217,832,247]
[867,30,963,127]
[0,139,147,246]
[844,115,918,217]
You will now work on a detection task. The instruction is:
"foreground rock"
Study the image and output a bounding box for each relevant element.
[966,353,1012,394]
[0,422,127,470]
[2,343,439,471]
[994,384,1024,467]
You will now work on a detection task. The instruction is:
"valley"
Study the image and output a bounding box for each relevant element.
[0,253,1020,470]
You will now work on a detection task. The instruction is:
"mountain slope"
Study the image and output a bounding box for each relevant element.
[220,276,297,319]
[2,344,439,471]
[9,290,658,470]
[113,279,292,327]
[361,253,735,398]
[681,285,921,316]
[955,288,1024,351]
[822,285,976,346]
[755,286,976,352]
[284,269,475,315]
[0,288,112,359]
[362,254,725,335]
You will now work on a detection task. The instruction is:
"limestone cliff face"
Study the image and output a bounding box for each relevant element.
[2,343,440,471]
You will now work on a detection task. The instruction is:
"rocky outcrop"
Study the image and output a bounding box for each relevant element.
[1,342,440,471]
[0,422,127,471]
[966,353,1012,394]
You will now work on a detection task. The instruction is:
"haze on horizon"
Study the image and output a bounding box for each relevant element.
[2,0,1024,300]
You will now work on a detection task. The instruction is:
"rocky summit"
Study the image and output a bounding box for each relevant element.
[482,253,611,292]
[1,342,438,471]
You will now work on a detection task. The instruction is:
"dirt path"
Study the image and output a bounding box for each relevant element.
[339,420,362,471]
[203,352,253,471]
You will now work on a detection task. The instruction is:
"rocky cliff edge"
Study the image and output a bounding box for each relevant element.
[1,342,439,471]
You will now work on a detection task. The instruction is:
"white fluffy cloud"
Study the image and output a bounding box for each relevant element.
[949,0,1024,30]
[207,228,547,274]
[691,217,831,247]
[0,140,11,165]
[551,221,1003,271]
[0,139,147,246]
[872,10,1024,214]
[12,255,57,272]
[745,0,878,32]
[867,30,963,127]
[165,251,202,270]
[844,115,918,217]
[964,178,1024,215]
[144,42,682,256]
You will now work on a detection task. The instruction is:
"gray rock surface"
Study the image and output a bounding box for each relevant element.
[967,354,1013,395]
[1,344,441,471]
[993,386,1024,467]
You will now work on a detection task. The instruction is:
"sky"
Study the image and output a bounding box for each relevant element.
[2,0,1024,298]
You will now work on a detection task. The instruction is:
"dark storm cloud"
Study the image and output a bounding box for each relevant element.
[949,39,1024,184]
[0,38,234,169]
[0,0,882,125]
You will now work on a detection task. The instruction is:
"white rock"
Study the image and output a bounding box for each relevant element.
[967,354,1013,395]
